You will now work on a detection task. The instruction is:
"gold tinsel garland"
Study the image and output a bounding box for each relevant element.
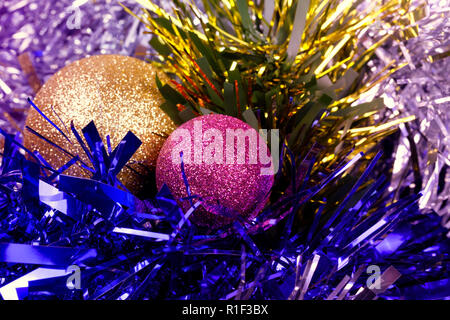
[124,0,424,196]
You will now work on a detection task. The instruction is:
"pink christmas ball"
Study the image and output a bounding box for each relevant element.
[156,114,275,228]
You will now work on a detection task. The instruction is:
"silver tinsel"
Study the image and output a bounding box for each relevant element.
[382,0,450,223]
[0,0,172,134]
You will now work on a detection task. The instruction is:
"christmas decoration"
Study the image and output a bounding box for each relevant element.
[0,0,448,301]
[23,54,176,194]
[127,0,424,218]
[156,113,274,228]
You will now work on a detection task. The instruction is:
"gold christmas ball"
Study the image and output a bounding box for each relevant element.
[24,54,176,194]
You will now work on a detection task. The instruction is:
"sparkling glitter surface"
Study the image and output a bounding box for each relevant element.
[24,54,176,193]
[156,114,274,228]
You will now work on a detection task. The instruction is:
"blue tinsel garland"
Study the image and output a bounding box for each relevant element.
[0,104,449,300]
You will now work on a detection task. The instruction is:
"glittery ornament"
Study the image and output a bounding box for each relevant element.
[24,55,176,193]
[156,114,274,228]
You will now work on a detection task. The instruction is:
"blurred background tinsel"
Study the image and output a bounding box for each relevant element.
[0,0,449,300]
